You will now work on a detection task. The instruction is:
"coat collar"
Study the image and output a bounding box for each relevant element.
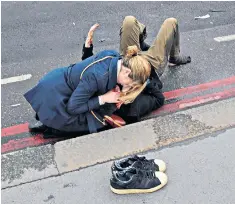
[107,57,120,90]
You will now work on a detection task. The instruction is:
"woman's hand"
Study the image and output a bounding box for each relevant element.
[116,101,124,109]
[85,23,100,48]
[100,86,121,104]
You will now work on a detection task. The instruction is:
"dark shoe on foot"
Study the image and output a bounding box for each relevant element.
[28,121,47,132]
[169,55,191,66]
[140,41,150,51]
[43,128,68,139]
[110,168,168,194]
[111,155,166,173]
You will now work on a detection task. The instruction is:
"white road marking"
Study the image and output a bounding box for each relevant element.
[214,34,235,42]
[1,74,32,85]
[11,103,21,107]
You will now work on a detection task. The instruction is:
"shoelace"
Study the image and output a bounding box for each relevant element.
[136,169,156,184]
[132,155,155,169]
[119,168,155,177]
[117,168,156,184]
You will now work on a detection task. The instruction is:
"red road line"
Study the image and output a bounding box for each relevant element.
[1,76,235,138]
[1,134,58,154]
[2,87,235,154]
[1,123,29,137]
[150,87,235,116]
[163,76,235,100]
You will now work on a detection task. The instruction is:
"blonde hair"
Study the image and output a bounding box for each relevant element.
[119,45,151,104]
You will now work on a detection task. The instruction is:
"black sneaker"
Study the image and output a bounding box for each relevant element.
[111,155,166,173]
[110,168,168,194]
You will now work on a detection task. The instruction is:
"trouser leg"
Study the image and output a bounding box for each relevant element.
[140,18,180,76]
[119,15,145,56]
[120,16,180,76]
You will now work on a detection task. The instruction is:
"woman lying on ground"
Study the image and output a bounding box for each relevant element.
[81,23,165,124]
[25,39,151,137]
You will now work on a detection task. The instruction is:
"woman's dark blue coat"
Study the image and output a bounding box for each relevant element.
[24,50,121,133]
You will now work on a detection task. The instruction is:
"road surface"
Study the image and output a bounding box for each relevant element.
[1,1,235,127]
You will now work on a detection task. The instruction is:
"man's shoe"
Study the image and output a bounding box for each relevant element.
[110,168,168,194]
[111,155,166,173]
[140,41,150,51]
[169,55,191,66]
[28,121,47,132]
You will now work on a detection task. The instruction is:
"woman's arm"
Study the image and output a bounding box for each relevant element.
[82,23,99,60]
[66,74,120,115]
[82,44,94,60]
[66,74,100,115]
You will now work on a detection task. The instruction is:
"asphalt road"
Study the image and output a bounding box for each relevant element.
[2,127,235,204]
[1,1,235,128]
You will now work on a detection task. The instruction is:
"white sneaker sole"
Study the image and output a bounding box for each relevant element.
[110,172,168,194]
[154,159,167,172]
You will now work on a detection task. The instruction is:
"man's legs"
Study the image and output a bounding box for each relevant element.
[119,16,190,76]
[119,16,144,56]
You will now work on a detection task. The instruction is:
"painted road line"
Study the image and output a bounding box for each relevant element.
[1,123,29,137]
[164,76,235,100]
[149,87,235,116]
[1,74,32,85]
[214,34,235,42]
[2,76,235,138]
[2,87,235,154]
[11,103,21,107]
[1,135,58,154]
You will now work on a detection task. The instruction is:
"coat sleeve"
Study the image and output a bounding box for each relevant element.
[82,43,94,60]
[142,78,165,110]
[66,74,100,115]
[118,78,165,121]
[127,92,164,120]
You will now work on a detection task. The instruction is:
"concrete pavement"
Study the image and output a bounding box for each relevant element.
[2,126,235,204]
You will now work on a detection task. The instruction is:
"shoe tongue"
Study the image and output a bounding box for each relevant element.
[127,155,147,167]
[133,155,146,161]
[126,157,137,165]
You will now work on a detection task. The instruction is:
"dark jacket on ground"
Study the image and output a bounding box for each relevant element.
[24,50,121,133]
[82,45,165,123]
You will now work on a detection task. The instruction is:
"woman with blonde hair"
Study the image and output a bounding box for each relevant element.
[24,41,151,136]
[81,23,165,124]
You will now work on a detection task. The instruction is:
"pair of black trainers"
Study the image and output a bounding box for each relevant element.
[110,155,168,194]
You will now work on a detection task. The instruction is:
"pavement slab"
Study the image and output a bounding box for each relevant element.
[1,145,58,188]
[54,120,156,173]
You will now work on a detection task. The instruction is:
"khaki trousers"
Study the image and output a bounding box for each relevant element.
[119,16,180,76]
